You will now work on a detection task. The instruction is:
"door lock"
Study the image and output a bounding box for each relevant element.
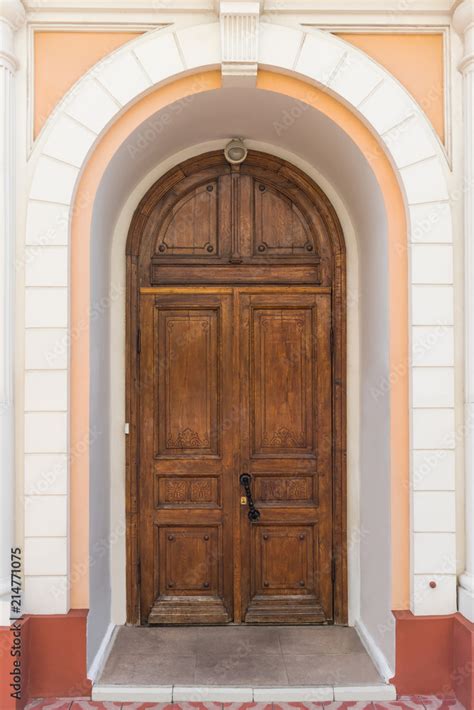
[240,473,261,522]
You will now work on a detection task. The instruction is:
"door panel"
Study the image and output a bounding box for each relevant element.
[240,291,333,623]
[251,306,314,455]
[155,306,219,456]
[139,292,234,624]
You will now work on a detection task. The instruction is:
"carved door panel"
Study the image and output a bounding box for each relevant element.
[239,291,333,623]
[139,291,235,624]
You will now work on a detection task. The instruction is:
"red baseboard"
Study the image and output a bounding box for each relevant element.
[0,610,91,709]
[391,610,474,709]
[453,613,474,710]
[0,619,29,710]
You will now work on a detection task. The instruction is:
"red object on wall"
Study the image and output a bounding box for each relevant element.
[0,610,91,709]
[392,610,474,709]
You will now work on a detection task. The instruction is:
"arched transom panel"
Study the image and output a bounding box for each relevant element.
[128,150,345,289]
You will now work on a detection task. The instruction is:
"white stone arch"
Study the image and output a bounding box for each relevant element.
[23,20,456,638]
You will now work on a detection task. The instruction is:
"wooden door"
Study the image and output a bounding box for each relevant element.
[138,286,333,624]
[139,291,235,624]
[127,150,347,626]
[239,290,333,623]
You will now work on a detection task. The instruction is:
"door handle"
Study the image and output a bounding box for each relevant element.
[239,473,261,522]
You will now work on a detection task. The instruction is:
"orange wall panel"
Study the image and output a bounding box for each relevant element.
[34,30,445,144]
[336,33,445,143]
[34,31,143,137]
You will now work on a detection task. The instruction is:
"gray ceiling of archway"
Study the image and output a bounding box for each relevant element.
[95,86,385,250]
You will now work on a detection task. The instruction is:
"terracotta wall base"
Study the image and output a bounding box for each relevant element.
[392,610,474,709]
[2,608,473,708]
[0,610,91,709]
[0,620,29,710]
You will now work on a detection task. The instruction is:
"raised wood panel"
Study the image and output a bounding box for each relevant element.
[155,181,218,256]
[150,263,322,285]
[254,181,315,256]
[155,476,220,508]
[254,475,314,505]
[251,307,314,456]
[158,525,220,596]
[254,525,316,595]
[155,307,219,457]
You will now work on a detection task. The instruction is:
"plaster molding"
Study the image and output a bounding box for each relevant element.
[23,19,456,618]
[0,0,25,627]
[22,0,455,28]
[453,0,474,72]
[87,622,116,681]
[23,0,454,13]
[1,0,26,29]
[0,0,25,71]
[220,1,259,86]
[354,618,394,682]
[453,0,474,623]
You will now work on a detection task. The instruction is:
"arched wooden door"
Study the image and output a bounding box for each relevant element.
[126,151,346,625]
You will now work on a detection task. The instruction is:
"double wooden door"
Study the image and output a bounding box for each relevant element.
[138,286,334,624]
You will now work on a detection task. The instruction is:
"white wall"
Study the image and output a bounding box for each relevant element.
[87,88,394,674]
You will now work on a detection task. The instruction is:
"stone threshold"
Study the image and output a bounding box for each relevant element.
[91,683,397,703]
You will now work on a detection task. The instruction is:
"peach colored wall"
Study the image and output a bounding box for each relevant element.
[34,31,444,145]
[336,33,445,143]
[68,70,408,610]
[34,31,142,137]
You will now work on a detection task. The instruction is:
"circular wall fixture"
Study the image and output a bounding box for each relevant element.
[224,137,248,164]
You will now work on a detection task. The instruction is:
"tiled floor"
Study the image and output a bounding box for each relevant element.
[97,626,382,687]
[25,696,467,709]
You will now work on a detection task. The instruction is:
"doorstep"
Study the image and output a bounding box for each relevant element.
[91,625,396,703]
[91,683,396,703]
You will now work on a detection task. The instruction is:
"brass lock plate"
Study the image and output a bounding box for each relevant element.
[240,496,247,505]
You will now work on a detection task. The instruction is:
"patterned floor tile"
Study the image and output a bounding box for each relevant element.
[25,701,73,710]
[69,701,122,709]
[414,697,465,710]
[396,699,426,708]
[323,703,374,710]
[374,701,426,710]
